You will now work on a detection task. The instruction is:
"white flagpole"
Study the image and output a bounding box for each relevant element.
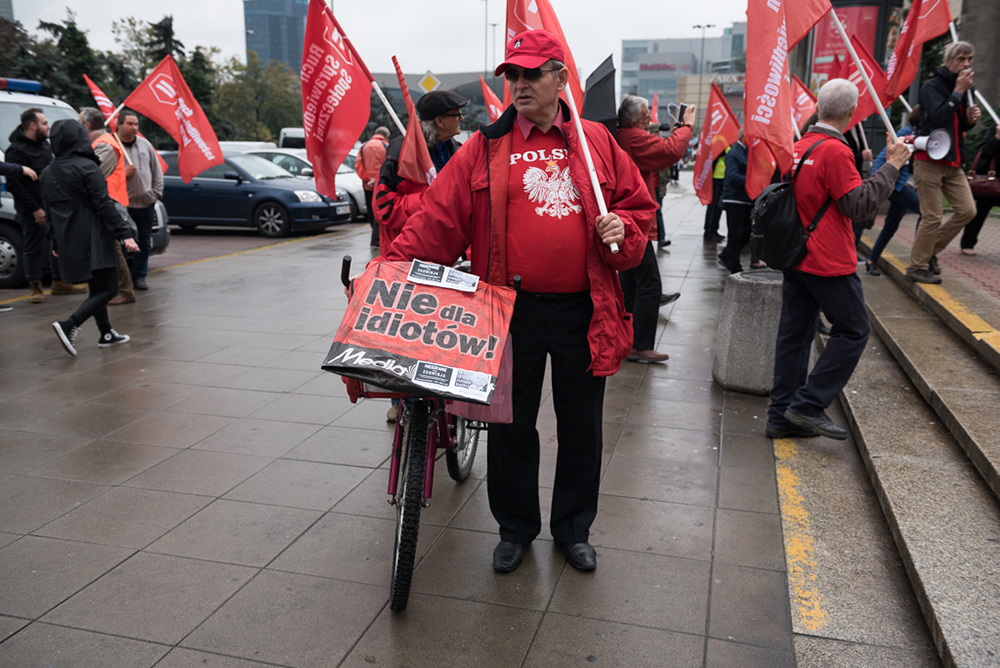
[792,111,802,140]
[372,81,406,136]
[828,10,896,137]
[101,102,133,167]
[563,84,619,254]
[976,90,1000,125]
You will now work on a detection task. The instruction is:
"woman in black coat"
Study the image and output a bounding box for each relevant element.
[960,122,1000,255]
[41,120,139,356]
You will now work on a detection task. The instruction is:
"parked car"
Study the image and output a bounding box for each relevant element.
[1,77,168,288]
[159,151,352,237]
[247,148,366,221]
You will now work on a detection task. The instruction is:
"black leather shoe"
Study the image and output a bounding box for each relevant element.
[492,540,526,573]
[765,424,818,438]
[865,262,880,276]
[562,542,597,571]
[928,255,941,275]
[784,409,848,440]
[659,292,681,306]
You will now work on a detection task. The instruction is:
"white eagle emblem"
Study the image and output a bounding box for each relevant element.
[522,161,581,219]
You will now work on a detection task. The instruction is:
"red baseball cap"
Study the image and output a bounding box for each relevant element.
[494,30,566,76]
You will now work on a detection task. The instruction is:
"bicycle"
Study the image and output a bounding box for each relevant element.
[339,256,483,611]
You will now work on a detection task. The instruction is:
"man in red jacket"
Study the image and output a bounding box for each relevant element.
[616,95,694,363]
[354,127,390,249]
[385,29,654,573]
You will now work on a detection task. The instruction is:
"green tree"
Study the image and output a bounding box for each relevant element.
[36,11,103,109]
[111,16,154,79]
[0,18,33,75]
[144,16,185,65]
[212,51,302,141]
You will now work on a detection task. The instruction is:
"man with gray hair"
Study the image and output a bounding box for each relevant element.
[615,94,694,363]
[765,78,911,440]
[905,41,981,284]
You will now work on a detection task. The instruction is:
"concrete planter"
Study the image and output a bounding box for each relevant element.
[712,268,784,395]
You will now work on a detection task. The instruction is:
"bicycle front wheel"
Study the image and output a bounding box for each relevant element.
[389,400,428,612]
[445,417,480,482]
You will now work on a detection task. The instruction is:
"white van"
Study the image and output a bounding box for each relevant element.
[278,128,305,148]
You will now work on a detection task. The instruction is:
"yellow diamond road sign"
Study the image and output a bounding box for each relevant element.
[418,71,441,94]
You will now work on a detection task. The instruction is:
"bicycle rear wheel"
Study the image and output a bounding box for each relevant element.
[389,400,428,611]
[445,417,480,482]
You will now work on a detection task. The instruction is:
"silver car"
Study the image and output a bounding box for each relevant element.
[247,148,367,221]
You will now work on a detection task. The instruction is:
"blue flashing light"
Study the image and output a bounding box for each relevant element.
[0,78,43,94]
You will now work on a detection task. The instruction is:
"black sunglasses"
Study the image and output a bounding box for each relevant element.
[504,67,561,83]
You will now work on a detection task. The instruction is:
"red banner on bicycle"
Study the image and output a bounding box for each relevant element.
[323,261,515,405]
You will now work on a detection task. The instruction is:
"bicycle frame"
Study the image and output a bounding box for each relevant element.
[387,399,455,507]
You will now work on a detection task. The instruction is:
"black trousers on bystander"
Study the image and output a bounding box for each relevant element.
[67,267,118,335]
[619,241,662,351]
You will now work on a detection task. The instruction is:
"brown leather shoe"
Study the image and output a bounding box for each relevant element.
[108,294,135,305]
[28,281,44,304]
[50,280,87,295]
[627,349,670,364]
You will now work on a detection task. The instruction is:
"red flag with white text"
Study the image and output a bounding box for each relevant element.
[393,57,437,186]
[480,76,504,123]
[503,0,584,113]
[790,75,816,132]
[299,0,374,197]
[746,137,779,200]
[84,74,170,174]
[651,93,659,125]
[693,83,740,205]
[123,55,222,183]
[844,35,887,129]
[883,0,952,102]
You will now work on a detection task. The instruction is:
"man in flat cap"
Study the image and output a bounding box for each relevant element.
[373,90,469,253]
[384,30,654,573]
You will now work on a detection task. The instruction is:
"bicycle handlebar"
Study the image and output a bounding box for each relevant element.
[341,255,353,288]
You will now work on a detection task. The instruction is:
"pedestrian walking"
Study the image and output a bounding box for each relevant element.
[717,135,760,273]
[906,41,981,284]
[384,29,654,573]
[117,110,163,291]
[865,106,922,275]
[703,147,728,243]
[959,121,1000,255]
[766,79,911,439]
[42,120,139,356]
[5,108,87,303]
[354,127,390,249]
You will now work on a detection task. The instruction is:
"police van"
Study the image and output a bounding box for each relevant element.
[0,77,169,289]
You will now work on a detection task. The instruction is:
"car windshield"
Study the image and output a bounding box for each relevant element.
[227,154,295,180]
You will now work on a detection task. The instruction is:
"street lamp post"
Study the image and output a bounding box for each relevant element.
[693,24,715,128]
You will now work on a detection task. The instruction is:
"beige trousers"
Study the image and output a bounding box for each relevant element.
[909,160,976,272]
[115,242,135,300]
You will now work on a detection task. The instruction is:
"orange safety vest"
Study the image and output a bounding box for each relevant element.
[91,133,130,207]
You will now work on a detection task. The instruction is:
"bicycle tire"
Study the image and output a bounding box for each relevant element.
[389,401,428,612]
[445,417,479,482]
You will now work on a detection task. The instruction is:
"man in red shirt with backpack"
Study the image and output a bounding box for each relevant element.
[766,78,910,440]
[385,30,654,573]
[355,127,390,248]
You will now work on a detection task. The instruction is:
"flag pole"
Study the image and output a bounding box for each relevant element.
[101,102,133,167]
[563,84,619,254]
[975,90,1000,125]
[792,111,802,140]
[828,10,895,137]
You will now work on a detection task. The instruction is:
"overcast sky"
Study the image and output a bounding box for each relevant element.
[13,0,749,80]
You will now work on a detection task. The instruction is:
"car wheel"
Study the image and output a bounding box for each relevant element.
[0,224,25,289]
[254,202,292,238]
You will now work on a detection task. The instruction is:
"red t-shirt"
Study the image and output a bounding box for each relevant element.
[792,132,863,277]
[506,122,589,292]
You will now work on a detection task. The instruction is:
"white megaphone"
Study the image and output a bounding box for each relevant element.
[904,130,952,161]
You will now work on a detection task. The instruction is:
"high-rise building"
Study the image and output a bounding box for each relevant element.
[0,0,14,22]
[243,0,308,73]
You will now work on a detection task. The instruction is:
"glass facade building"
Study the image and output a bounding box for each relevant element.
[244,0,309,73]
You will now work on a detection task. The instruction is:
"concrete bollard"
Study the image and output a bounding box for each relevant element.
[712,269,784,396]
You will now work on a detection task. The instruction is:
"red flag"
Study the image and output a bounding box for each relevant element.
[790,75,816,131]
[843,35,887,129]
[786,0,833,48]
[746,137,779,200]
[503,0,584,113]
[480,76,504,123]
[393,57,437,186]
[651,93,659,125]
[693,83,740,205]
[883,0,952,102]
[84,74,170,175]
[299,0,374,197]
[123,55,222,184]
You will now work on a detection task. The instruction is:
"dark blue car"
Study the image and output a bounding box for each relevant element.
[159,151,352,237]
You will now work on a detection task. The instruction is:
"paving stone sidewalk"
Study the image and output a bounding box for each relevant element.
[0,195,795,667]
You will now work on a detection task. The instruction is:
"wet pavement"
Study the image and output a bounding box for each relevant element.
[0,191,926,666]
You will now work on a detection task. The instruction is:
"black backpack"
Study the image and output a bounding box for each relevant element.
[750,138,833,271]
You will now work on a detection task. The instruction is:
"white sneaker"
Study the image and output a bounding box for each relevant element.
[98,329,131,348]
[53,321,78,356]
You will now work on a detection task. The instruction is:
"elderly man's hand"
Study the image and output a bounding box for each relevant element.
[968,105,982,124]
[596,213,624,248]
[955,68,974,94]
[862,149,873,162]
[682,105,697,127]
[995,125,1000,141]
[123,238,139,253]
[885,133,912,169]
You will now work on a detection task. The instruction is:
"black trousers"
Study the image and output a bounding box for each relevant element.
[128,205,154,281]
[704,178,725,236]
[719,203,752,271]
[365,189,379,247]
[767,271,870,428]
[960,196,1000,249]
[68,267,118,335]
[619,241,662,350]
[487,291,606,545]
